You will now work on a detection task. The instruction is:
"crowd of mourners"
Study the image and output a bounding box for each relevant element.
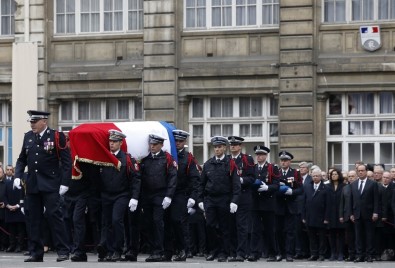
[0,110,395,263]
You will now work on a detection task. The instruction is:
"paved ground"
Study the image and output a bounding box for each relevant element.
[0,252,394,268]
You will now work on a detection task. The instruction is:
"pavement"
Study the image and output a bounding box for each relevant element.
[0,252,394,268]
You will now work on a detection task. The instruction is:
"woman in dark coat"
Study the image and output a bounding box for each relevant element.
[327,169,345,261]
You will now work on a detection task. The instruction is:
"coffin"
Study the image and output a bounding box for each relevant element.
[68,121,177,179]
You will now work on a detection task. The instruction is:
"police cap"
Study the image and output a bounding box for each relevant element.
[108,129,126,141]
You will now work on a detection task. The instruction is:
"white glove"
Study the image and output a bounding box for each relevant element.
[129,198,138,212]
[162,197,172,209]
[257,184,269,192]
[188,207,196,215]
[240,177,244,184]
[21,207,24,215]
[13,178,21,190]
[198,202,205,212]
[187,198,195,208]
[230,202,238,213]
[279,182,285,186]
[285,188,293,195]
[43,206,46,213]
[59,185,69,195]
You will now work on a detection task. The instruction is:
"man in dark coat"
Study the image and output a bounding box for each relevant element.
[96,129,141,262]
[303,169,329,261]
[14,110,71,262]
[339,169,357,261]
[227,136,255,262]
[140,134,177,262]
[275,151,304,262]
[197,136,241,262]
[0,167,8,251]
[381,171,395,252]
[249,145,280,262]
[350,164,379,262]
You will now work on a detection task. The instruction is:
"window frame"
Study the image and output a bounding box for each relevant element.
[0,0,16,36]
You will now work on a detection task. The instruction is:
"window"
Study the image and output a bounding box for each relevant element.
[59,98,142,129]
[184,0,279,30]
[0,0,16,36]
[323,0,395,22]
[327,92,395,171]
[190,95,278,161]
[55,0,143,34]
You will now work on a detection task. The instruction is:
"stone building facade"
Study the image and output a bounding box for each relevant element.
[0,0,394,171]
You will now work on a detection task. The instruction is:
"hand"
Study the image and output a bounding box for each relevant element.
[285,188,292,195]
[302,219,306,224]
[129,198,138,212]
[350,215,355,222]
[59,185,69,195]
[21,207,24,215]
[240,177,244,184]
[187,198,195,208]
[339,217,344,223]
[382,217,387,222]
[162,197,172,210]
[372,213,378,222]
[279,182,285,186]
[188,207,196,215]
[324,220,329,224]
[230,202,238,213]
[198,202,204,212]
[257,184,269,192]
[13,178,21,190]
[279,185,289,193]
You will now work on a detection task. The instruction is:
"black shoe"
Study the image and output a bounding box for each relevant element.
[217,256,227,262]
[267,256,276,262]
[286,256,293,262]
[96,244,107,259]
[161,254,172,262]
[345,256,355,262]
[124,251,137,262]
[365,256,373,262]
[145,254,162,262]
[206,254,215,261]
[293,253,304,259]
[24,255,43,262]
[196,252,204,257]
[173,250,186,261]
[354,257,364,262]
[308,255,318,261]
[318,256,325,261]
[6,246,15,252]
[71,254,87,262]
[248,255,258,262]
[15,246,21,253]
[329,255,336,261]
[235,255,244,262]
[276,255,283,261]
[374,255,381,261]
[56,254,69,262]
[187,252,193,258]
[110,252,122,262]
[23,251,30,256]
[228,256,237,262]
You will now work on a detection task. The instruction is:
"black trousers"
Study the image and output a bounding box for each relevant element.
[295,213,309,256]
[165,192,188,254]
[64,193,89,256]
[250,210,277,258]
[100,194,129,254]
[354,218,375,258]
[307,226,327,257]
[7,221,25,249]
[229,203,251,258]
[275,211,296,258]
[143,195,166,255]
[188,211,206,254]
[345,221,355,257]
[27,192,70,258]
[204,195,231,258]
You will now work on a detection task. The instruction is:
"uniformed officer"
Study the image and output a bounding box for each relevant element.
[140,134,178,262]
[163,129,201,261]
[198,136,241,262]
[275,151,303,262]
[96,129,141,262]
[14,110,71,262]
[227,136,255,262]
[248,145,280,262]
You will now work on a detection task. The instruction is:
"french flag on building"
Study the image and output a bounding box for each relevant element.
[69,121,177,179]
[361,26,379,34]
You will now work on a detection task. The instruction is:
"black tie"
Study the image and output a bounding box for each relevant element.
[36,134,40,141]
[359,180,364,194]
[283,171,286,176]
[258,166,262,171]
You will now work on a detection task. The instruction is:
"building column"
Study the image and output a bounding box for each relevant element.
[278,1,315,164]
[143,0,177,123]
[315,93,328,169]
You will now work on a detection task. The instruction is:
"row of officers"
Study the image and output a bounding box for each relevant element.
[7,110,395,263]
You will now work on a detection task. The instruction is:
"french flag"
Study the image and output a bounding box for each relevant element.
[69,121,177,179]
[361,26,379,34]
